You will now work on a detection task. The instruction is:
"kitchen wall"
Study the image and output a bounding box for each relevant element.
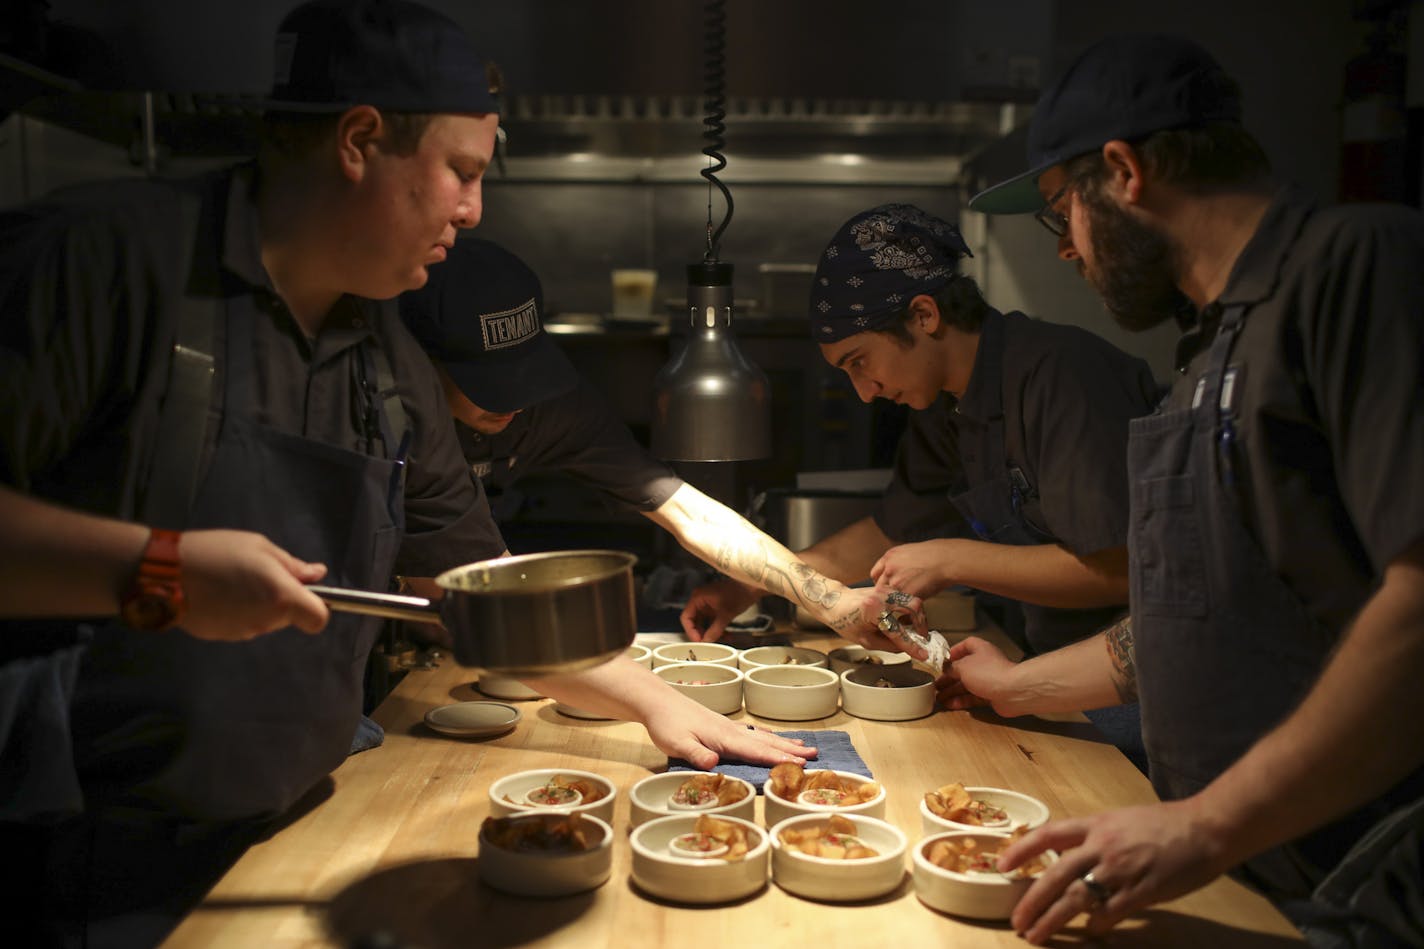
[1,0,1383,484]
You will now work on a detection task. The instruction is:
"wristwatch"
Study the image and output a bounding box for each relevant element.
[119,528,187,631]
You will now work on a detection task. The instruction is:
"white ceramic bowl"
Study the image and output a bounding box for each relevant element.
[742,664,840,721]
[488,768,617,825]
[651,641,739,669]
[918,786,1050,837]
[477,672,543,700]
[477,812,613,897]
[629,814,770,904]
[737,645,829,672]
[653,662,744,715]
[913,830,1054,919]
[626,642,654,668]
[628,771,757,828]
[840,664,936,721]
[770,813,908,902]
[827,646,914,676]
[763,768,886,827]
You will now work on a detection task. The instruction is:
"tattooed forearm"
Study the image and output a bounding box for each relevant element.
[1105,615,1137,702]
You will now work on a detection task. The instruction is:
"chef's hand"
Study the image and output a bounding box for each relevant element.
[647,704,819,771]
[182,529,329,640]
[998,799,1231,945]
[680,577,760,642]
[836,587,929,660]
[869,539,954,598]
[934,636,1013,710]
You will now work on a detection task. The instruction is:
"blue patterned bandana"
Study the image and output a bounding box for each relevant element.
[810,204,972,342]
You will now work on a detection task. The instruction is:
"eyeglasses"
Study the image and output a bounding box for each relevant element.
[1034,183,1071,238]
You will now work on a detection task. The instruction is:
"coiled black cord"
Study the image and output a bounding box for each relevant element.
[700,0,733,262]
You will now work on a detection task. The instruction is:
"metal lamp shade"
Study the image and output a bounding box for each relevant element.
[652,263,771,461]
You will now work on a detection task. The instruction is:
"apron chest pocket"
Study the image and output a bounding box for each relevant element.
[1132,475,1208,619]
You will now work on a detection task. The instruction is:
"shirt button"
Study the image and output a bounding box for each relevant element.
[351,317,364,329]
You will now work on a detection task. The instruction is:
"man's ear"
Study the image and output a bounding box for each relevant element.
[1100,139,1147,205]
[908,294,944,335]
[335,105,384,182]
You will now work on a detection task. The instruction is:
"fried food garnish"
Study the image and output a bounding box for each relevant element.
[769,763,880,804]
[923,781,1008,825]
[693,813,750,861]
[672,773,748,808]
[481,812,595,853]
[777,814,880,860]
[925,828,1046,878]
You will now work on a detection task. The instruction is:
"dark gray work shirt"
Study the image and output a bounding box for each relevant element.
[1169,184,1424,635]
[877,308,1160,552]
[457,379,683,515]
[0,165,506,582]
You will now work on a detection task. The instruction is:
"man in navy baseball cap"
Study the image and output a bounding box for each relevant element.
[266,0,500,115]
[954,33,1424,949]
[968,34,1240,215]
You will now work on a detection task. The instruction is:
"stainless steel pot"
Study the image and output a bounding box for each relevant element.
[310,549,637,676]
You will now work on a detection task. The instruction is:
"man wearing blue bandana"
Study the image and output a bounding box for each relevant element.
[684,202,1160,768]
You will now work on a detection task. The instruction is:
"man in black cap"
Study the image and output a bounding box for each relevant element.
[682,203,1159,766]
[400,237,908,650]
[955,33,1424,947]
[0,3,800,946]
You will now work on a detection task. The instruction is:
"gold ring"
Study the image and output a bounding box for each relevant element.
[876,610,898,633]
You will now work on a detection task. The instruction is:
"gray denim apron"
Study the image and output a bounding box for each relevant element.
[950,336,1143,768]
[22,292,407,947]
[1129,304,1424,947]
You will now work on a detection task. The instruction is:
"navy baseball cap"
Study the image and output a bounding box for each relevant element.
[810,204,972,343]
[968,34,1240,214]
[265,0,499,115]
[400,239,577,414]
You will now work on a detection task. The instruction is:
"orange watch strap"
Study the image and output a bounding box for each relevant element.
[120,528,186,631]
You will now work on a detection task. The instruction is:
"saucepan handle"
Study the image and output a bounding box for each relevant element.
[307,585,444,625]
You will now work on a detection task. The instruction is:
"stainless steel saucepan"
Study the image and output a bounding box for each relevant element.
[310,549,637,676]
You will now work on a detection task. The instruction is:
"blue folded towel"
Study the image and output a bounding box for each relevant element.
[348,714,385,755]
[667,729,872,792]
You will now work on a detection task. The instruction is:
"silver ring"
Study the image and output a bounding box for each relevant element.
[1080,870,1113,906]
[886,590,912,607]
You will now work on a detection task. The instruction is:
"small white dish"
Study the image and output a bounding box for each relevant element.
[488,768,617,824]
[913,830,1055,919]
[422,701,521,739]
[626,642,654,668]
[770,813,908,902]
[653,662,744,715]
[477,812,613,898]
[827,646,914,675]
[840,664,936,721]
[737,645,828,672]
[651,641,739,669]
[919,786,1050,837]
[629,772,757,828]
[763,768,886,827]
[476,672,543,701]
[629,814,770,904]
[742,664,840,721]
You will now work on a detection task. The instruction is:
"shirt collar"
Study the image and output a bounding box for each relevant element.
[1171,182,1315,372]
[953,307,1004,422]
[222,163,378,358]
[1215,182,1317,308]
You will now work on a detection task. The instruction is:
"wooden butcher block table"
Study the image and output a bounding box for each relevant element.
[162,623,1302,948]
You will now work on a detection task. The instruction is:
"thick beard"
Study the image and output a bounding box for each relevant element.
[1078,188,1191,332]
